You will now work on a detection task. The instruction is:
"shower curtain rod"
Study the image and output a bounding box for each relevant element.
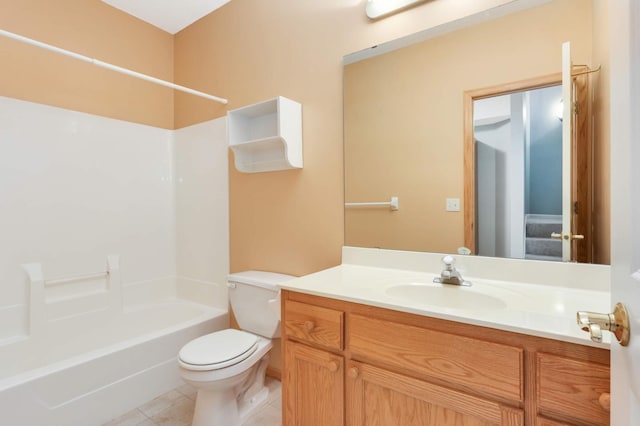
[0,28,228,105]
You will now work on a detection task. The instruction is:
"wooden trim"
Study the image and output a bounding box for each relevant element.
[502,406,526,426]
[463,73,562,254]
[572,69,593,262]
[463,90,476,253]
[466,73,562,101]
[524,350,538,425]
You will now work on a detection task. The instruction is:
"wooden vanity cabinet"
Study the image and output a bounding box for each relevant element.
[284,341,344,426]
[347,360,523,425]
[282,299,345,426]
[281,290,610,426]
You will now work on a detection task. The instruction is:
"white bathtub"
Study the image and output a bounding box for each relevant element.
[0,294,228,425]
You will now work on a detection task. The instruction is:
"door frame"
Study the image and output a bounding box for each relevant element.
[463,73,562,255]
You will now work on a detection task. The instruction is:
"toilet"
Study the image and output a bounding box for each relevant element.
[178,271,293,426]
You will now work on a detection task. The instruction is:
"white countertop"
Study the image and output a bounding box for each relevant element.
[278,248,612,349]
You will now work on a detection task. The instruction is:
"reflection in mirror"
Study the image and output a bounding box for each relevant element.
[466,68,594,263]
[344,0,610,264]
[472,83,565,261]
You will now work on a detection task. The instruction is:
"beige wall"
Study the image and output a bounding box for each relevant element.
[344,0,595,254]
[174,0,515,278]
[0,0,174,128]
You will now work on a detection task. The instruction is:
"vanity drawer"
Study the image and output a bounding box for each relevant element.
[348,314,524,402]
[284,300,344,351]
[536,352,610,426]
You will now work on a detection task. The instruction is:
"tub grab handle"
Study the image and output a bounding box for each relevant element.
[21,255,122,337]
[45,271,109,286]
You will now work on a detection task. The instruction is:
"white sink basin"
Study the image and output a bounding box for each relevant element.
[384,282,507,311]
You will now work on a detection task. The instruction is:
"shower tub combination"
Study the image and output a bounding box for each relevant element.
[0,256,228,426]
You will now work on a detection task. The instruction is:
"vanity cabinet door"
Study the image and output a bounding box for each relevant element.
[283,340,344,426]
[346,360,523,426]
[536,352,609,426]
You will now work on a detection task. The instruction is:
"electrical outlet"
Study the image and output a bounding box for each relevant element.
[446,198,460,212]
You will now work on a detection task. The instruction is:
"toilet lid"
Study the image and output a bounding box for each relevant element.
[179,329,258,370]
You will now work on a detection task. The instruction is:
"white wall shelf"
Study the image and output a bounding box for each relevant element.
[227,96,302,173]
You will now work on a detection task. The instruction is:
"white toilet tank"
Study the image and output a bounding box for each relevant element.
[228,271,295,339]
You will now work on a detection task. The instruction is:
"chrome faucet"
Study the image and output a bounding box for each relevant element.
[434,255,471,286]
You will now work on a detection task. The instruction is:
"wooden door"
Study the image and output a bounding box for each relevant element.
[561,41,596,262]
[283,340,344,426]
[570,68,593,262]
[346,360,523,425]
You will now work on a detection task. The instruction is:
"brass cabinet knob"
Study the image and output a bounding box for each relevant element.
[348,367,359,379]
[327,361,339,373]
[598,392,611,412]
[304,320,315,331]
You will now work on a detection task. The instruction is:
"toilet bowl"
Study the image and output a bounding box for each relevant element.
[177,271,294,426]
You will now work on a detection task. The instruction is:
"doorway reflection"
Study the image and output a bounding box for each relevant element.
[474,85,563,261]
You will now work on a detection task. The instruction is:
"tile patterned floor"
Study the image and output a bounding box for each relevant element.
[103,377,282,426]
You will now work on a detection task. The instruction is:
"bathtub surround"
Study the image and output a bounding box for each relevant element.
[174,118,230,304]
[21,255,122,339]
[0,96,230,425]
[0,284,228,426]
[0,96,229,337]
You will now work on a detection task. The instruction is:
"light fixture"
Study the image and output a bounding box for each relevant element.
[366,0,429,20]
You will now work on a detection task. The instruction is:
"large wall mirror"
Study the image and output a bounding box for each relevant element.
[344,0,610,264]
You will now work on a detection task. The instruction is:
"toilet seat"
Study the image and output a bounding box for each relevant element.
[178,329,258,371]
